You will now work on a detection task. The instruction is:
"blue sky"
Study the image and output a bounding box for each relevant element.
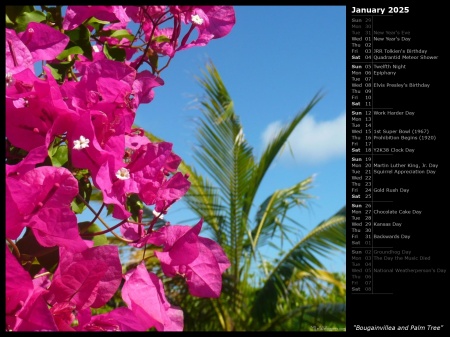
[132,6,347,272]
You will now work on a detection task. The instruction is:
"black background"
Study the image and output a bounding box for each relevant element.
[346,2,447,334]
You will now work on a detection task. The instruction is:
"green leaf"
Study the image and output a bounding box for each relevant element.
[48,143,68,167]
[148,53,159,72]
[126,194,144,222]
[90,224,108,246]
[56,46,85,61]
[73,168,90,180]
[6,6,35,23]
[15,10,46,32]
[15,229,59,276]
[65,25,92,60]
[103,42,126,62]
[106,204,114,216]
[84,16,110,32]
[6,15,15,27]
[153,35,170,43]
[78,221,108,246]
[100,29,135,42]
[46,60,75,82]
[71,175,92,214]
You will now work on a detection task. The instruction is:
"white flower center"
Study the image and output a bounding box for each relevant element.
[116,167,130,180]
[191,14,204,25]
[73,136,90,150]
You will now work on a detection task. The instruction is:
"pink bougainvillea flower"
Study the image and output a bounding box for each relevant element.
[148,220,202,266]
[177,6,236,51]
[6,67,78,152]
[74,44,107,76]
[6,247,58,331]
[148,27,177,58]
[122,262,184,331]
[18,22,69,62]
[79,307,147,331]
[163,151,182,173]
[126,5,167,24]
[50,301,78,331]
[120,221,144,244]
[63,6,130,31]
[47,261,108,311]
[151,219,230,298]
[14,287,59,331]
[6,28,34,75]
[5,175,40,240]
[189,6,236,39]
[68,59,150,148]
[93,158,138,219]
[5,144,48,178]
[6,22,69,76]
[6,166,86,252]
[133,70,164,105]
[141,171,191,213]
[126,138,174,176]
[6,246,34,330]
[48,245,123,310]
[67,109,112,178]
[92,136,185,220]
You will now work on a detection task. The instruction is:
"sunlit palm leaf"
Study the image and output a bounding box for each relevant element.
[192,62,256,284]
[247,176,314,254]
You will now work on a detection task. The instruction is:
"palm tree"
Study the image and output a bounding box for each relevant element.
[139,61,346,331]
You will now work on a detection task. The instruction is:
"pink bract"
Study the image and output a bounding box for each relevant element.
[81,307,147,331]
[153,219,231,298]
[50,245,123,309]
[6,67,77,152]
[122,262,184,331]
[18,22,69,62]
[6,247,58,331]
[63,6,130,31]
[148,220,202,265]
[6,166,86,252]
[177,6,236,51]
[5,28,34,75]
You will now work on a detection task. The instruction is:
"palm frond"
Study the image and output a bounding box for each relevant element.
[258,302,346,331]
[242,92,324,224]
[250,206,346,322]
[192,61,256,282]
[246,176,314,255]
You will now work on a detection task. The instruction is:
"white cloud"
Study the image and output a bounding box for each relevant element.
[261,113,346,165]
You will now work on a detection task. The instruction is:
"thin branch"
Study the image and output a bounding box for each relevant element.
[6,238,20,260]
[76,194,133,243]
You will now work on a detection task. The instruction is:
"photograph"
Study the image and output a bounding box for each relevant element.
[5,4,446,333]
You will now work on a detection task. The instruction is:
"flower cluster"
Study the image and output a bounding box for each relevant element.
[5,5,235,331]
